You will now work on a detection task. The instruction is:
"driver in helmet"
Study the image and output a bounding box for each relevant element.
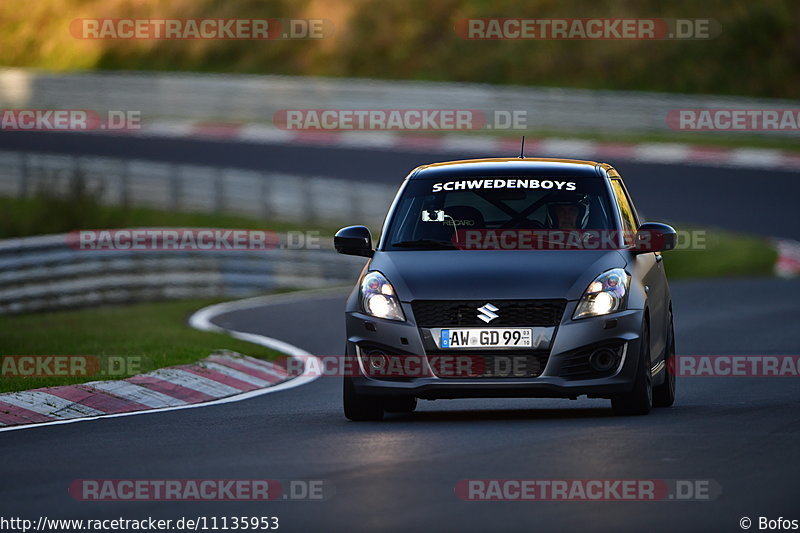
[545,192,590,230]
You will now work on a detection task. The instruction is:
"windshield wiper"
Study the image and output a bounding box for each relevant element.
[390,239,457,249]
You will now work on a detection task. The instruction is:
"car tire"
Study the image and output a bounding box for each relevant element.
[611,319,652,416]
[383,396,417,413]
[343,376,384,421]
[652,313,676,408]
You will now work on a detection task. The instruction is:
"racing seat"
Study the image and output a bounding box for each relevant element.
[418,205,485,242]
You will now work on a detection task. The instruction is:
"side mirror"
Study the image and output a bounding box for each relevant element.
[334,225,374,257]
[635,222,677,252]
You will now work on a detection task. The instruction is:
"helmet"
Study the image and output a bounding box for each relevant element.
[545,192,591,229]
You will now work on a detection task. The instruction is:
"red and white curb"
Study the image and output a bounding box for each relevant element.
[0,290,332,432]
[775,239,800,277]
[109,120,800,172]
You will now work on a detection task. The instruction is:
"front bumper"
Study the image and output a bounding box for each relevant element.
[346,300,644,400]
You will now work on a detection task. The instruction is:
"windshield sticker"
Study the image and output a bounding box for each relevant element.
[432,179,576,192]
[421,209,446,222]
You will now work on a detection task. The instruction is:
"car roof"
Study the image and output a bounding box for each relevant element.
[407,158,609,180]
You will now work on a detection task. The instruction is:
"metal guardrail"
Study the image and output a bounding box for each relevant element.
[0,150,396,228]
[1,69,798,136]
[0,145,387,315]
[0,232,365,314]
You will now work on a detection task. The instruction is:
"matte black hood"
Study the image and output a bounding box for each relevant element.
[369,250,627,301]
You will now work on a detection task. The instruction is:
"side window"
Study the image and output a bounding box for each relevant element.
[610,179,638,246]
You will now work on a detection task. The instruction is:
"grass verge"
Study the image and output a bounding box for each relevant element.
[0,298,282,394]
[662,228,777,279]
[0,195,340,240]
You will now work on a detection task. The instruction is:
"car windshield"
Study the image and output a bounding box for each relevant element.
[383,176,617,250]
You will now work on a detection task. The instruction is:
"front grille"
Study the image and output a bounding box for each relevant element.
[426,350,549,378]
[412,299,566,327]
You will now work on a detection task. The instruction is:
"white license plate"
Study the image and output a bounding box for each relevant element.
[440,328,532,349]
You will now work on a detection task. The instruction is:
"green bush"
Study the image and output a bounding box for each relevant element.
[0,0,796,98]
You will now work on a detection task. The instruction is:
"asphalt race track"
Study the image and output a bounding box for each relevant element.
[1,131,799,239]
[1,133,798,532]
[1,278,799,532]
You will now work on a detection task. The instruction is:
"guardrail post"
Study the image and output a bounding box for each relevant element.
[303,176,317,225]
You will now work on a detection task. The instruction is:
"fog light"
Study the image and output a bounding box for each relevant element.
[369,354,387,370]
[588,348,619,372]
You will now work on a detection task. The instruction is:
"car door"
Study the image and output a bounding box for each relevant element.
[610,177,668,364]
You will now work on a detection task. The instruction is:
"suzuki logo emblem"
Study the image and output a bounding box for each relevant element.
[477,303,499,323]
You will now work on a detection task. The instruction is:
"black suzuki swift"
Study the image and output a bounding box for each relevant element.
[335,158,677,420]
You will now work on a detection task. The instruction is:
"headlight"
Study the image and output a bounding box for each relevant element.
[360,271,405,321]
[573,268,630,319]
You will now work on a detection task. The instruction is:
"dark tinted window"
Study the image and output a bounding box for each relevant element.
[383,176,615,250]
